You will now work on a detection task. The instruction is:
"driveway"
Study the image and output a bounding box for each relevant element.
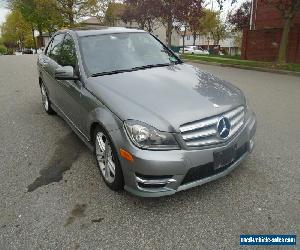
[0,55,299,249]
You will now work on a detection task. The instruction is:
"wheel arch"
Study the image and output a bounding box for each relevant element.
[92,115,125,191]
[87,106,123,143]
[38,77,43,86]
[90,122,102,143]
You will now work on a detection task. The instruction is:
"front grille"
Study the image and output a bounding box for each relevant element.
[181,143,248,185]
[180,106,245,148]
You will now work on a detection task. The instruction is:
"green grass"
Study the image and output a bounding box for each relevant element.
[195,54,242,60]
[182,54,300,73]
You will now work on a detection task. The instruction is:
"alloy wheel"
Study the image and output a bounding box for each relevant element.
[41,85,49,111]
[95,131,116,183]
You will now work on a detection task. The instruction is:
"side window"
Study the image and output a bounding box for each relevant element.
[48,34,65,63]
[59,34,77,68]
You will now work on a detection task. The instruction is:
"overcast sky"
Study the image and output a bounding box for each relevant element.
[0,0,247,26]
[0,0,8,25]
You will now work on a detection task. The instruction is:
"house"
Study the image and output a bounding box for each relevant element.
[35,32,52,48]
[242,0,300,63]
[82,16,181,51]
[81,17,102,27]
[81,3,238,53]
[150,24,181,51]
[35,9,239,55]
[34,18,106,48]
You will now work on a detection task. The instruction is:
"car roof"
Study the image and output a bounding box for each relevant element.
[59,27,146,37]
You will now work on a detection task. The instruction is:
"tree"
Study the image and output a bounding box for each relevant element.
[189,17,200,46]
[1,9,32,51]
[211,15,228,45]
[0,37,8,54]
[215,0,238,11]
[55,0,96,25]
[190,9,218,47]
[56,0,78,25]
[121,0,203,48]
[122,0,203,47]
[262,0,300,63]
[88,0,110,22]
[176,0,203,51]
[159,0,203,48]
[122,0,159,32]
[9,0,62,51]
[228,1,251,31]
[105,2,125,26]
[189,9,228,47]
[35,0,63,35]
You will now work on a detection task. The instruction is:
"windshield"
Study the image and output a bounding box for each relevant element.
[79,32,180,76]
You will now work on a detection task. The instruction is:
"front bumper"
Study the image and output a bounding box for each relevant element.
[111,111,256,197]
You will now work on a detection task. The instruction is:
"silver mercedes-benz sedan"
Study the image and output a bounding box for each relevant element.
[37,27,256,197]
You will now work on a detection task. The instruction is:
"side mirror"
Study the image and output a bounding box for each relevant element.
[55,66,79,80]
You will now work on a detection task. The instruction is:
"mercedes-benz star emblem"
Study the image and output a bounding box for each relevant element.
[217,117,231,139]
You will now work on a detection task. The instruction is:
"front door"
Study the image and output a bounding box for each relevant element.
[41,33,65,106]
[54,34,87,135]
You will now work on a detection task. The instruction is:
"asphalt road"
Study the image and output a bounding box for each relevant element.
[0,55,299,250]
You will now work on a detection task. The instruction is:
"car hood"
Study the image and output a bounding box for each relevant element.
[86,63,245,132]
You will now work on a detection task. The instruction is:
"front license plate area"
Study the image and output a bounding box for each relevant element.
[214,145,237,170]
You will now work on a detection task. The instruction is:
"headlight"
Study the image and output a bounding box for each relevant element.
[124,120,180,150]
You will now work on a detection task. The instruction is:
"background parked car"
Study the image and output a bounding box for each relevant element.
[22,49,33,54]
[179,46,209,55]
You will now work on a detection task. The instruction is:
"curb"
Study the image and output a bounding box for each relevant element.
[184,59,300,77]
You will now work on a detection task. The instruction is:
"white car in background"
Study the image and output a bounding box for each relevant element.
[179,46,209,55]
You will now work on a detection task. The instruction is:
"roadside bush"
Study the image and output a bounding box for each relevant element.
[0,45,7,55]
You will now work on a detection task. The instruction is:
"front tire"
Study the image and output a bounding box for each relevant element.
[40,82,55,115]
[94,126,124,191]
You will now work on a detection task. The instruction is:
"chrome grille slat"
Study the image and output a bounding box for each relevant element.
[182,128,217,140]
[179,117,219,133]
[231,112,244,127]
[229,120,244,137]
[225,106,244,119]
[180,106,245,148]
[185,138,220,147]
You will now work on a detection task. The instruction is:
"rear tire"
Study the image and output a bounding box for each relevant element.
[40,82,56,115]
[94,126,124,191]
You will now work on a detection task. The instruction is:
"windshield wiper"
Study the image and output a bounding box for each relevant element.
[91,63,172,77]
[91,69,133,77]
[130,63,171,71]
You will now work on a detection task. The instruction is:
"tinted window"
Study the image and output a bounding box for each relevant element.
[59,34,77,68]
[79,33,179,75]
[48,34,65,63]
